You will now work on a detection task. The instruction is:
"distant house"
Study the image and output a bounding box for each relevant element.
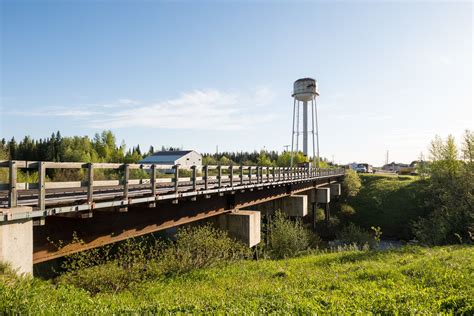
[139,150,202,171]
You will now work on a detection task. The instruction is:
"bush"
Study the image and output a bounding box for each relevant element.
[340,203,356,216]
[336,223,377,249]
[315,208,326,222]
[57,261,147,295]
[157,224,252,275]
[55,225,251,294]
[268,211,311,259]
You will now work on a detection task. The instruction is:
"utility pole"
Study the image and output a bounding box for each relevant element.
[283,145,290,152]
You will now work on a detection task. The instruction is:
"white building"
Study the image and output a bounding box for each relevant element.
[140,150,202,170]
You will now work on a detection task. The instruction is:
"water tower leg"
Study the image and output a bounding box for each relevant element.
[303,101,308,156]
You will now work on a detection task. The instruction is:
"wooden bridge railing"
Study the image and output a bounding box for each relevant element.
[0,160,345,222]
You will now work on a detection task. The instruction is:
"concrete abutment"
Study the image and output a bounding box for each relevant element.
[0,207,33,275]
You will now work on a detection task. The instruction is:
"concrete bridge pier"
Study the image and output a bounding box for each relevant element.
[216,210,261,247]
[316,188,331,222]
[255,195,308,218]
[0,207,33,275]
[329,183,341,199]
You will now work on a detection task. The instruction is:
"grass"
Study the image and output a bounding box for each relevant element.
[1,245,472,314]
[348,174,428,239]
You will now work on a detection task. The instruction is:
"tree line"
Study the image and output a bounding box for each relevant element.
[0,130,332,168]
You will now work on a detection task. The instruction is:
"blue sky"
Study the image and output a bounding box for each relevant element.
[1,0,472,165]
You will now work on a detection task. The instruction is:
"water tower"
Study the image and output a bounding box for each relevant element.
[290,78,320,167]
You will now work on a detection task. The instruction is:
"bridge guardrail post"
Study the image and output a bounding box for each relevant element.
[266,166,270,183]
[38,161,46,211]
[123,164,130,200]
[229,166,233,187]
[204,165,209,190]
[8,161,17,208]
[255,166,259,184]
[191,165,197,191]
[151,164,157,196]
[173,164,179,193]
[217,165,222,188]
[272,166,275,183]
[87,163,94,204]
[239,165,244,185]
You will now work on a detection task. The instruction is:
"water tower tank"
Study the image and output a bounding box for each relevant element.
[292,78,319,101]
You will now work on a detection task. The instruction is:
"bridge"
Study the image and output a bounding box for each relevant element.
[0,160,345,274]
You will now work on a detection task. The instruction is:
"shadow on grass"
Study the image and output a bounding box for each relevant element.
[313,246,426,267]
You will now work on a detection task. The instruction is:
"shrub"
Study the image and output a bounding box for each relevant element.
[55,225,250,294]
[315,208,326,222]
[156,224,252,275]
[336,223,377,249]
[57,261,147,295]
[268,211,311,259]
[340,203,356,216]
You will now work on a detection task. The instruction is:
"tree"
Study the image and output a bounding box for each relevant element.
[257,151,274,166]
[276,151,307,167]
[413,132,473,245]
[342,169,361,198]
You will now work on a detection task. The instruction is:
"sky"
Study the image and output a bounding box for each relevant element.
[0,0,472,166]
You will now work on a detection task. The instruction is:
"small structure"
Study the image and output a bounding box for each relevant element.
[140,150,202,170]
[382,162,410,173]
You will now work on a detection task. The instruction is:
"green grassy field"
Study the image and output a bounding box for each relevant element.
[348,174,428,239]
[2,246,472,314]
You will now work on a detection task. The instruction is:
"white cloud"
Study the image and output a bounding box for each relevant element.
[439,56,453,66]
[253,87,276,107]
[5,88,277,131]
[90,89,275,130]
[118,98,141,105]
[7,108,100,117]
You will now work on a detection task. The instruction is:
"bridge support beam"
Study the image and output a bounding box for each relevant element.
[0,207,33,275]
[254,195,308,218]
[216,210,260,247]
